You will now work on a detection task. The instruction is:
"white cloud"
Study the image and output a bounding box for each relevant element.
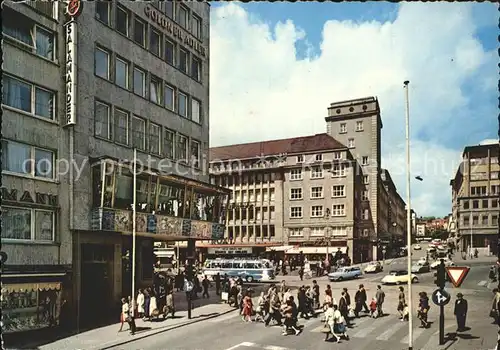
[209,2,496,216]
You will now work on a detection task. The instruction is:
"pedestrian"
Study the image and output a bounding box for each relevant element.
[369,298,378,318]
[282,298,300,335]
[283,288,293,304]
[312,280,320,309]
[121,297,136,335]
[454,293,468,332]
[215,273,221,295]
[338,291,350,326]
[118,297,128,332]
[265,288,282,327]
[202,275,210,298]
[343,287,351,311]
[418,291,430,328]
[298,266,304,281]
[143,288,151,320]
[397,286,406,320]
[279,280,287,300]
[255,291,267,322]
[375,285,385,316]
[297,286,310,319]
[136,289,145,319]
[354,284,368,317]
[149,290,159,321]
[237,286,244,314]
[491,288,500,325]
[163,289,175,319]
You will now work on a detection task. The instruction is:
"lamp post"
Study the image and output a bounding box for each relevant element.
[131,148,137,318]
[404,80,413,350]
[325,208,332,265]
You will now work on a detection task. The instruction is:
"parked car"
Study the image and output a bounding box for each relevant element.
[411,263,430,274]
[431,258,455,269]
[364,261,383,274]
[381,270,419,285]
[328,266,362,282]
[413,244,422,250]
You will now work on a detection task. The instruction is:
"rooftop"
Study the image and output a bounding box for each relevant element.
[209,133,346,161]
[463,142,499,158]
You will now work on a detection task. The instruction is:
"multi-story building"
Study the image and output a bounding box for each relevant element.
[450,143,499,255]
[2,0,227,335]
[209,97,407,263]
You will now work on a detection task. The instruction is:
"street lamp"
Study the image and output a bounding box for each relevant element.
[404,80,414,350]
[325,208,332,264]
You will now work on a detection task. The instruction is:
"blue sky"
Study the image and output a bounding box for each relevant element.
[209,2,498,216]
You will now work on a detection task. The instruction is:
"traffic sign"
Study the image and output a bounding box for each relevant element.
[432,288,451,306]
[185,280,194,292]
[445,266,470,288]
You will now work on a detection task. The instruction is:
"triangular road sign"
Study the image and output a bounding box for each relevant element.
[445,266,470,288]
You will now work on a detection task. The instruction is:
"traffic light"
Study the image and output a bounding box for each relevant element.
[434,260,445,289]
[185,264,194,281]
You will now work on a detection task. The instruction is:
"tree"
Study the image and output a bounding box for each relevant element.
[431,228,448,240]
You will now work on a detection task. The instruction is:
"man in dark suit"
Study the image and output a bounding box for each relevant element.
[454,292,468,332]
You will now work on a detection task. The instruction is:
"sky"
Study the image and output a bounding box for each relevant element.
[208,2,498,218]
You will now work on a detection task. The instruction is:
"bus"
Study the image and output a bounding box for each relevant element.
[202,258,275,282]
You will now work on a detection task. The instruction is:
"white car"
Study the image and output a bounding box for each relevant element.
[381,270,419,285]
[417,257,428,265]
[413,244,422,250]
[430,258,455,269]
[364,261,383,273]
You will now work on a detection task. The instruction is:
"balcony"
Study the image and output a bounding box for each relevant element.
[90,157,230,240]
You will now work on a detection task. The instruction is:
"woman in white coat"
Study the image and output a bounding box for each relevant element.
[137,289,145,318]
[149,291,158,321]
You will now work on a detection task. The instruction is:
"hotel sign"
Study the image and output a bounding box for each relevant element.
[63,0,81,126]
[144,6,206,58]
[208,247,252,255]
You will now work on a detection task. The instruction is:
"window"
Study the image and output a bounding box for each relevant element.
[463,200,469,210]
[333,152,342,160]
[472,200,479,209]
[315,154,323,161]
[132,116,146,150]
[463,216,470,226]
[165,40,175,65]
[311,167,323,179]
[348,138,355,148]
[133,67,146,97]
[179,48,189,73]
[332,227,347,237]
[332,185,345,197]
[356,121,364,131]
[492,199,498,208]
[178,92,188,117]
[289,228,303,237]
[297,155,304,163]
[148,123,161,154]
[150,29,161,56]
[176,134,188,160]
[492,215,498,226]
[164,85,175,111]
[492,185,500,194]
[115,58,129,89]
[331,164,346,177]
[2,207,55,242]
[290,188,303,200]
[165,1,174,18]
[2,75,54,120]
[362,156,369,165]
[96,1,111,25]
[363,175,369,184]
[363,209,370,220]
[95,101,111,139]
[481,215,488,226]
[290,169,302,180]
[178,5,189,28]
[472,216,478,225]
[310,227,324,236]
[189,98,201,124]
[116,6,129,36]
[164,129,175,159]
[150,76,162,104]
[340,123,347,133]
[2,140,55,179]
[191,140,200,168]
[332,204,345,216]
[192,15,202,38]
[310,187,323,199]
[191,56,201,81]
[134,18,146,46]
[482,199,489,208]
[3,12,55,60]
[290,207,303,218]
[311,205,323,217]
[114,109,129,145]
[95,48,110,79]
[362,190,369,201]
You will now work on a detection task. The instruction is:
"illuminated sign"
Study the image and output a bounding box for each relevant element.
[144,6,206,58]
[63,0,80,126]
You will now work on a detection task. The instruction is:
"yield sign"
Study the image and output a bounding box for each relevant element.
[445,266,470,288]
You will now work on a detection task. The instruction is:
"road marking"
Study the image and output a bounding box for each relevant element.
[400,326,426,344]
[225,342,294,350]
[376,319,407,340]
[478,280,487,286]
[352,316,393,338]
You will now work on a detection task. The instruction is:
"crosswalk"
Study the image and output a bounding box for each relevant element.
[478,280,496,290]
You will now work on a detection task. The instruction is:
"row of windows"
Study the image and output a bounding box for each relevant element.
[214,173,279,187]
[290,185,346,200]
[288,227,347,237]
[295,152,343,164]
[462,198,498,210]
[2,206,55,242]
[461,214,498,227]
[340,120,364,134]
[289,165,348,180]
[95,100,201,166]
[96,2,203,83]
[95,47,202,124]
[228,206,276,221]
[290,204,346,219]
[229,225,276,238]
[2,140,55,180]
[232,188,276,202]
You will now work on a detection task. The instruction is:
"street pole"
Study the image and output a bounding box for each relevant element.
[131,148,137,317]
[404,80,413,350]
[469,210,473,258]
[439,260,445,345]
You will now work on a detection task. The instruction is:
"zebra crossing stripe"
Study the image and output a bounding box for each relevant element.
[376,319,406,341]
[478,280,488,286]
[400,326,426,344]
[352,316,393,338]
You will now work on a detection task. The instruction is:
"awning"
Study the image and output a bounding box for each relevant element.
[266,245,295,252]
[154,251,175,257]
[286,247,347,255]
[2,282,62,293]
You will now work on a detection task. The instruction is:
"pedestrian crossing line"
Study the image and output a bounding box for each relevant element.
[225,342,294,350]
[400,326,426,344]
[352,316,393,338]
[478,280,488,286]
[375,319,407,341]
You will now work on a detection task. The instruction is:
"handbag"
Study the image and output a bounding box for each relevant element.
[321,323,331,333]
[348,308,355,318]
[490,309,498,318]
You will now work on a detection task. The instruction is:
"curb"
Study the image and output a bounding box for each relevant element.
[99,307,238,350]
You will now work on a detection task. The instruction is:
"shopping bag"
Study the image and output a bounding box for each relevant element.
[348,308,356,318]
[221,292,229,301]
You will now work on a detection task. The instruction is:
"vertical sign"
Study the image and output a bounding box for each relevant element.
[64,0,82,126]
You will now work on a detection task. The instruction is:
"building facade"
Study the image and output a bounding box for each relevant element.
[1,0,226,335]
[209,97,407,263]
[450,143,499,255]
